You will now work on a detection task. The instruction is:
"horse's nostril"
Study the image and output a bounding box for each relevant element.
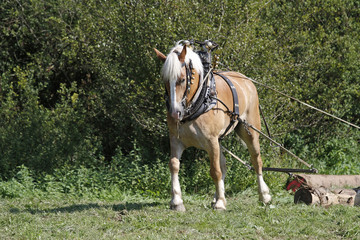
[171,111,181,120]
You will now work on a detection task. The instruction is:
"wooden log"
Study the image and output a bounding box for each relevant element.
[355,188,360,206]
[294,187,360,206]
[294,188,319,205]
[295,174,360,189]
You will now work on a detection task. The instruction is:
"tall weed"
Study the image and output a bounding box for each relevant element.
[0,165,37,198]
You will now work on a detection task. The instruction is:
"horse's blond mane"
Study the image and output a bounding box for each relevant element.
[161,44,203,83]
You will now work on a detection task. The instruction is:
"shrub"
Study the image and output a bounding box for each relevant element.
[0,0,359,196]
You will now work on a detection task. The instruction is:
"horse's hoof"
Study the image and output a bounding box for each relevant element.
[260,193,272,204]
[170,203,186,212]
[212,200,226,210]
[214,206,226,211]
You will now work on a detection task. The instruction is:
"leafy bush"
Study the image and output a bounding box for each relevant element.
[0,165,37,198]
[0,0,359,197]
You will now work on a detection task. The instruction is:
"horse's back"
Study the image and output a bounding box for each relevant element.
[214,71,259,117]
[216,71,258,96]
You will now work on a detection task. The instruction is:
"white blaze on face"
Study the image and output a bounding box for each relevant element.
[169,79,180,119]
[161,44,203,121]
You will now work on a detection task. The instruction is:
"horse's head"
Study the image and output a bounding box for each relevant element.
[155,44,203,121]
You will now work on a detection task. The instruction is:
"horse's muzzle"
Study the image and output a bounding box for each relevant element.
[170,103,184,121]
[171,110,182,121]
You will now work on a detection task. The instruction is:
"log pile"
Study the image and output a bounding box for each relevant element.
[288,174,360,207]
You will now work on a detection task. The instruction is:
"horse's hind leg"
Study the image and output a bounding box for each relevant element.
[169,136,186,211]
[235,124,271,204]
[208,139,227,210]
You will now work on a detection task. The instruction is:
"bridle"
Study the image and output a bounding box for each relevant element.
[164,41,218,123]
[180,59,194,108]
[164,59,196,114]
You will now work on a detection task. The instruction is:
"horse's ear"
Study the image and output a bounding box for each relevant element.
[178,45,187,63]
[154,48,166,62]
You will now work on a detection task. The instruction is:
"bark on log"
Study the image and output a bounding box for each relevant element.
[294,187,360,206]
[295,174,360,189]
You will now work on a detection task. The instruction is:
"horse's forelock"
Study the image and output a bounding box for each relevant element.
[161,44,203,83]
[161,50,181,83]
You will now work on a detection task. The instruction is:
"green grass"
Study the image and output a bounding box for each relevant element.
[1,189,359,239]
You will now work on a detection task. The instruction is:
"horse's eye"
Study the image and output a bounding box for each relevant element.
[177,78,185,85]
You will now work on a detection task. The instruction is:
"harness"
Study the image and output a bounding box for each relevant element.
[214,72,240,140]
[182,70,217,122]
[164,61,217,122]
[164,40,240,139]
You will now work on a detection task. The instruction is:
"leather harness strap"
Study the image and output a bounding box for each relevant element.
[181,71,216,122]
[214,72,240,140]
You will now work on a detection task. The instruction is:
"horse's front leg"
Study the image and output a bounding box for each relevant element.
[169,136,186,211]
[208,139,227,210]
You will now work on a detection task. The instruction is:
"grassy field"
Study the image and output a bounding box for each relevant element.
[1,189,359,240]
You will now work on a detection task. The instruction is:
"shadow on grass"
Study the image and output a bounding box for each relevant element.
[10,201,163,215]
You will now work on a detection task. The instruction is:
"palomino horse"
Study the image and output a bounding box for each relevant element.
[154,43,271,211]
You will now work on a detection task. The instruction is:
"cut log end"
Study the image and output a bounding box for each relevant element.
[294,188,315,205]
[294,187,360,207]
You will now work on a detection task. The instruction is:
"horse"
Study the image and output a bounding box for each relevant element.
[154,42,271,211]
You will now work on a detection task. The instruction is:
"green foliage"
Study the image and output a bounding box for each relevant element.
[315,132,360,175]
[0,0,359,197]
[111,142,171,197]
[0,165,37,198]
